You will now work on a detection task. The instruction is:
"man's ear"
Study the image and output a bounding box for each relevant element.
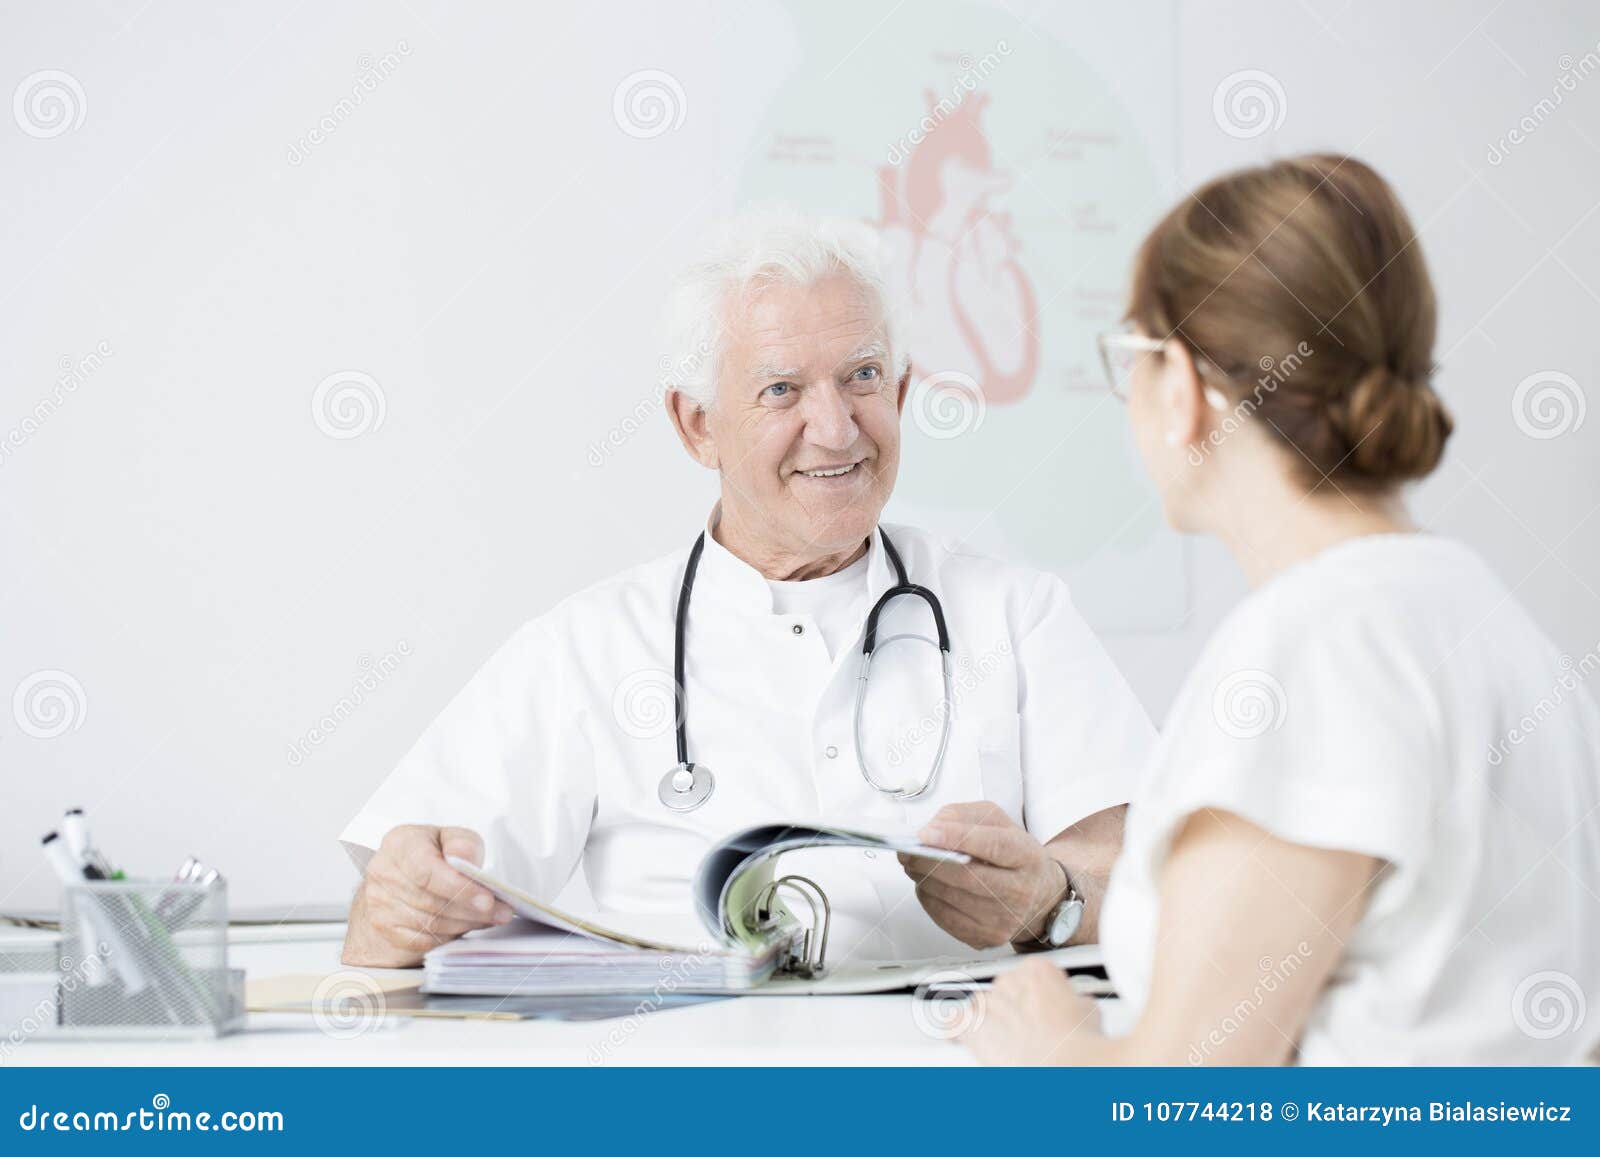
[666,389,719,469]
[1162,340,1208,448]
[895,362,912,413]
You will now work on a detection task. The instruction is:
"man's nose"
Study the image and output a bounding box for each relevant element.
[801,383,858,451]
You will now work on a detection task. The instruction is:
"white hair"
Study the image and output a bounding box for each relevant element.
[659,207,911,408]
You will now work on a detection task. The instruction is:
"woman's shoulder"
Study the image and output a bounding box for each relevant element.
[1218,533,1501,647]
[1172,533,1508,733]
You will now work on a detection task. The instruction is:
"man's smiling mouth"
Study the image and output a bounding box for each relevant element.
[796,462,862,479]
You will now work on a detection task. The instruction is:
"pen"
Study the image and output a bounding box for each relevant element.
[60,808,89,864]
[83,841,217,1023]
[63,808,119,880]
[41,831,108,989]
[41,832,145,995]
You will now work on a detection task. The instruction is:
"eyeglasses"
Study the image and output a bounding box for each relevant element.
[1096,331,1167,401]
[1096,330,1234,409]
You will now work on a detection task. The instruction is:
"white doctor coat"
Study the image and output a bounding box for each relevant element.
[341,519,1155,959]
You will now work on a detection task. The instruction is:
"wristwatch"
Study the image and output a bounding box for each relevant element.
[1035,859,1084,948]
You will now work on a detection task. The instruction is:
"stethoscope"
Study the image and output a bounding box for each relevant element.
[658,528,955,812]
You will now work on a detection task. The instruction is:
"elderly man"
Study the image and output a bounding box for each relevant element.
[340,210,1153,967]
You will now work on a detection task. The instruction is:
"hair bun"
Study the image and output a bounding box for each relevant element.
[1127,155,1452,492]
[1331,365,1453,484]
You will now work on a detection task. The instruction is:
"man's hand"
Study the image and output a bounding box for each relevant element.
[898,802,1067,949]
[341,825,512,968]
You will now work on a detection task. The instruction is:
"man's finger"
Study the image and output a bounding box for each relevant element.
[438,826,485,866]
[897,851,958,883]
[918,891,998,949]
[384,923,471,955]
[407,911,495,941]
[927,800,1010,827]
[909,855,999,895]
[376,869,510,926]
[412,851,497,916]
[899,853,1010,893]
[916,867,1023,912]
[917,819,1036,868]
[370,865,462,918]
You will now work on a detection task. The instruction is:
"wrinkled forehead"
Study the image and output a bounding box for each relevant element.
[719,273,891,382]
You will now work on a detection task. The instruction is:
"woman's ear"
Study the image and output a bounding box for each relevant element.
[665,389,720,469]
[1160,340,1208,448]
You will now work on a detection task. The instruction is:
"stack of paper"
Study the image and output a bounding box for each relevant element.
[423,921,785,995]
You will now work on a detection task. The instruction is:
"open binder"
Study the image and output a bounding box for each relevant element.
[426,824,1100,996]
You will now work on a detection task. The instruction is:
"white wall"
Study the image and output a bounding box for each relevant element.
[1118,0,1600,713]
[3,0,1596,913]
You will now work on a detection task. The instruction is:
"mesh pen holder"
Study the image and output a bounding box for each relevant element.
[57,879,243,1038]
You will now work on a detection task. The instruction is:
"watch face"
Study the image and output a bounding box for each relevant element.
[1049,899,1084,946]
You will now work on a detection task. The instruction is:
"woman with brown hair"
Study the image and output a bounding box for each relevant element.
[949,155,1600,1064]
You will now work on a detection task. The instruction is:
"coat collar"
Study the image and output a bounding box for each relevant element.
[693,503,903,613]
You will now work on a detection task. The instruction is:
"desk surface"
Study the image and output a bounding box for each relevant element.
[8,925,1088,1067]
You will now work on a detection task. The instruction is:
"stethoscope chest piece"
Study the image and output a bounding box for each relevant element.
[658,762,714,811]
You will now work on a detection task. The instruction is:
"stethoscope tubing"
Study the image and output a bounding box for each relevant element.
[667,527,953,808]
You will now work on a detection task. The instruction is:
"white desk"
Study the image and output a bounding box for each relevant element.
[10,925,1100,1066]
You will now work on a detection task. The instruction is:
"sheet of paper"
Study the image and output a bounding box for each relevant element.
[446,857,705,954]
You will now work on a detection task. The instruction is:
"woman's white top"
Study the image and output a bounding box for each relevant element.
[341,516,1154,959]
[1101,534,1600,1064]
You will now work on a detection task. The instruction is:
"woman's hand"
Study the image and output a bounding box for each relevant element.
[961,957,1112,1065]
[958,810,1378,1066]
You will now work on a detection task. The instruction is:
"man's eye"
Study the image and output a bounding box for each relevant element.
[762,382,794,400]
[851,365,881,382]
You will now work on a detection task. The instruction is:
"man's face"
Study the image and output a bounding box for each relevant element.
[694,274,908,560]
